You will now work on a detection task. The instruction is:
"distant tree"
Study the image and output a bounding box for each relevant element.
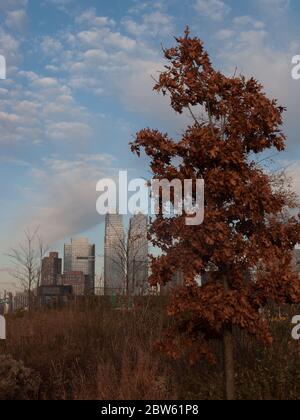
[95,273,105,292]
[7,227,44,311]
[131,29,300,400]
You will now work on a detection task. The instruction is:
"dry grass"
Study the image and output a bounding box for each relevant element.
[0,298,300,400]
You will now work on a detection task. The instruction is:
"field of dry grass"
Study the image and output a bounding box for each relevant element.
[0,297,300,400]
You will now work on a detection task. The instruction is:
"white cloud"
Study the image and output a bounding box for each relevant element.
[258,0,290,12]
[18,154,116,244]
[0,0,27,12]
[0,28,21,67]
[123,11,174,37]
[31,76,59,89]
[0,65,92,146]
[233,15,265,29]
[195,0,230,21]
[0,111,20,125]
[31,8,189,133]
[77,28,137,51]
[76,8,115,27]
[45,64,60,73]
[83,49,109,62]
[122,19,145,37]
[5,9,27,31]
[215,29,234,40]
[43,0,73,9]
[217,25,299,153]
[0,173,104,281]
[46,121,92,142]
[40,36,63,56]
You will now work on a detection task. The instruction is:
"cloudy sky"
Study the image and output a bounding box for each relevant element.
[0,0,300,291]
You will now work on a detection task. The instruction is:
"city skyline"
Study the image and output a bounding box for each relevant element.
[1,0,300,292]
[37,213,149,298]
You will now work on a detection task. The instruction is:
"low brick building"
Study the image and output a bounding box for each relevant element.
[57,271,87,296]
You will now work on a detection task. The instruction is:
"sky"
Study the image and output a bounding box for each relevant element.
[0,0,300,292]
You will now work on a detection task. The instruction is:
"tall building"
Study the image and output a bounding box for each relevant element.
[128,214,149,296]
[64,238,95,294]
[104,214,125,294]
[41,252,62,286]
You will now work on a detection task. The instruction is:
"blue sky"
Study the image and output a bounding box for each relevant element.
[0,0,300,291]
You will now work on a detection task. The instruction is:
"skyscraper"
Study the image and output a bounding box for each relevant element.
[104,214,125,294]
[128,214,149,296]
[41,252,62,286]
[64,238,95,294]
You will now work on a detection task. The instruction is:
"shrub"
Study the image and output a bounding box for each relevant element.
[0,355,41,400]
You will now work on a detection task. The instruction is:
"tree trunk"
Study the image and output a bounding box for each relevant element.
[223,326,235,400]
[223,275,236,400]
[28,288,32,312]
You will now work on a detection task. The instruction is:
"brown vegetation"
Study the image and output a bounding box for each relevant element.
[0,298,299,400]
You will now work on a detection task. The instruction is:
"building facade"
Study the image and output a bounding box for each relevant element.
[57,271,87,296]
[104,214,125,294]
[64,238,95,294]
[128,214,149,296]
[39,285,72,306]
[41,252,62,286]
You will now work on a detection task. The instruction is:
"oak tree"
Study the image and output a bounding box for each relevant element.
[131,29,300,400]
